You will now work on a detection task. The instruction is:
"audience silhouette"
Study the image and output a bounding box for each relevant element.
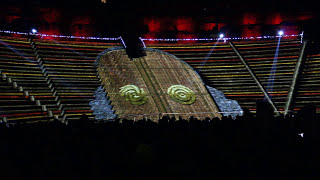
[0,102,318,180]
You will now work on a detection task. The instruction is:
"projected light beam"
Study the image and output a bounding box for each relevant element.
[266,35,282,98]
[198,37,221,70]
[0,40,33,63]
[50,39,91,60]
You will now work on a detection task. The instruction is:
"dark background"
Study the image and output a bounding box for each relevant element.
[1,0,318,38]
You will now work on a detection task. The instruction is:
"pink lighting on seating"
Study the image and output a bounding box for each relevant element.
[142,34,300,42]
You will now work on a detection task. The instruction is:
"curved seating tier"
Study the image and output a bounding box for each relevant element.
[0,78,49,122]
[145,38,318,114]
[0,36,56,121]
[32,38,121,121]
[295,53,320,112]
[1,34,319,122]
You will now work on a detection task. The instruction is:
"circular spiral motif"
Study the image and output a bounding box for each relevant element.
[167,85,196,105]
[119,85,148,105]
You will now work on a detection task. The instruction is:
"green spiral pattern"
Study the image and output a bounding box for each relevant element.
[167,85,196,105]
[119,85,148,105]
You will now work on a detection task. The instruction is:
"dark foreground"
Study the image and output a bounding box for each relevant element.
[0,111,319,180]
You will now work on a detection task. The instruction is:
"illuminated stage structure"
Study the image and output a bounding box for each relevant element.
[0,32,320,123]
[95,48,222,120]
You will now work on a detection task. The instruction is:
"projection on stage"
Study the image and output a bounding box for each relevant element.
[90,47,241,120]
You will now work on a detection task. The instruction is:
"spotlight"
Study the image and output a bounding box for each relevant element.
[219,33,224,38]
[31,29,37,34]
[298,133,304,138]
[278,30,284,36]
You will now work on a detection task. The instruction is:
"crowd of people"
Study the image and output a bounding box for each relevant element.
[0,103,319,180]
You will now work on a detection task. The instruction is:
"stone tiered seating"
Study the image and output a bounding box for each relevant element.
[0,36,57,120]
[33,38,121,120]
[0,78,48,122]
[1,34,318,120]
[145,38,302,113]
[296,53,320,113]
[230,39,301,112]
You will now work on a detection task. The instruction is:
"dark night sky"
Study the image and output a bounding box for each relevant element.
[2,0,318,37]
[2,0,317,13]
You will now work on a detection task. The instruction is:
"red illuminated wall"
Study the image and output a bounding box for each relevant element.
[41,8,62,23]
[175,17,195,32]
[201,23,216,31]
[0,5,313,39]
[0,6,96,38]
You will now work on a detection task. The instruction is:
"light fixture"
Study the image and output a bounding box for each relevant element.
[278,30,284,36]
[219,33,224,38]
[31,29,37,34]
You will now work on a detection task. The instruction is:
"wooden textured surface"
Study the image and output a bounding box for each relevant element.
[97,49,221,120]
